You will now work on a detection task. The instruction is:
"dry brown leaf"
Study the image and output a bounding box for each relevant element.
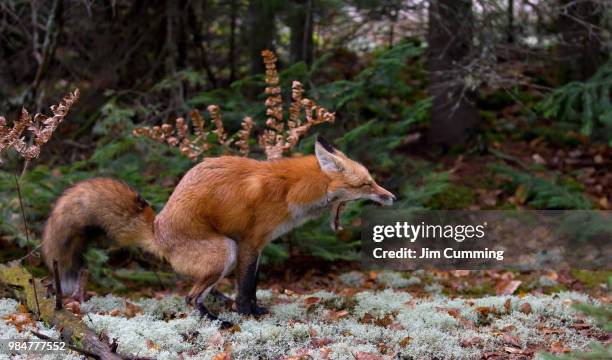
[212,351,232,360]
[460,336,482,347]
[227,324,241,333]
[64,300,81,316]
[519,302,532,315]
[570,322,591,330]
[496,280,522,295]
[303,297,321,305]
[3,313,35,332]
[549,341,571,353]
[503,346,525,354]
[355,352,384,360]
[502,333,521,347]
[146,339,160,350]
[399,336,411,347]
[504,298,512,314]
[514,185,528,205]
[124,301,142,318]
[310,337,333,348]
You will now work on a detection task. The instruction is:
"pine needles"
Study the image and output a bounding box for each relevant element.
[133,50,335,160]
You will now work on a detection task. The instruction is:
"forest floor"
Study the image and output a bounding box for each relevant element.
[1,268,609,360]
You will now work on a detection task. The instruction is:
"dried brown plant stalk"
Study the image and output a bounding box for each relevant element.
[134,50,334,160]
[0,89,80,163]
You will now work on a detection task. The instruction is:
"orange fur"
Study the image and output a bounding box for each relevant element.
[43,140,394,311]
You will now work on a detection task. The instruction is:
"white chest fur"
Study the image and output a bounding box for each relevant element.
[268,196,330,242]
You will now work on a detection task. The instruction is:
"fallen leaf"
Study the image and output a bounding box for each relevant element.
[227,324,241,333]
[570,322,590,330]
[549,341,571,353]
[451,270,470,277]
[460,336,482,347]
[3,313,35,332]
[502,333,521,347]
[519,302,532,315]
[124,301,142,318]
[303,297,321,305]
[64,300,81,316]
[388,322,404,330]
[310,337,333,348]
[146,339,160,350]
[476,306,494,316]
[514,185,528,205]
[209,331,225,347]
[332,309,349,320]
[503,346,524,354]
[212,352,232,360]
[504,298,511,314]
[496,280,522,295]
[399,336,411,347]
[355,352,383,360]
[483,352,503,359]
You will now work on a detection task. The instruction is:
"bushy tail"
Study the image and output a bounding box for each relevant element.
[42,178,158,294]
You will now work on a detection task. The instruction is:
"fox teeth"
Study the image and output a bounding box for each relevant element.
[331,201,346,232]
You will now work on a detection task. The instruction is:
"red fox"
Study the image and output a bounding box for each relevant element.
[42,137,394,326]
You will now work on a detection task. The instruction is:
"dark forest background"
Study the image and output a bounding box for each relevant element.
[0,0,611,290]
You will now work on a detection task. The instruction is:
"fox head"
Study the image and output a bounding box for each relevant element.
[314,136,395,230]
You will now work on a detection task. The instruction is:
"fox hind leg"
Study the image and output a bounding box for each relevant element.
[170,237,237,328]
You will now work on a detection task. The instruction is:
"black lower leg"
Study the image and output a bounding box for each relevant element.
[249,259,268,316]
[236,256,259,315]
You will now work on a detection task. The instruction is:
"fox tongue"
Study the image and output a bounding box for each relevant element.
[331,201,346,232]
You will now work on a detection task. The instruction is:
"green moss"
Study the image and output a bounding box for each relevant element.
[426,184,476,210]
[571,270,612,289]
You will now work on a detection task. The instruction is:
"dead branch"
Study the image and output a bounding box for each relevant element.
[0,262,124,360]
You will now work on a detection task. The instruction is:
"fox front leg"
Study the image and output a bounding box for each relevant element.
[235,245,269,316]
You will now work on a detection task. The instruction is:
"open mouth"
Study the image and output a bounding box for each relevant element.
[331,201,347,232]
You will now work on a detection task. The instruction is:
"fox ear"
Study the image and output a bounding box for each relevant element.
[315,137,344,172]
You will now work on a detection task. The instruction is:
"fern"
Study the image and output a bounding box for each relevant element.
[538,62,612,142]
[491,164,592,209]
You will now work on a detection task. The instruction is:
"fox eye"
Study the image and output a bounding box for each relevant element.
[359,181,373,188]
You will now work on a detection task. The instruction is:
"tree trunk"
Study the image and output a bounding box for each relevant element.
[557,0,604,81]
[427,0,479,148]
[289,0,314,65]
[507,0,514,43]
[228,0,238,83]
[248,0,277,75]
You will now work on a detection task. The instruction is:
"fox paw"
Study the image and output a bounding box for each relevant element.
[252,305,269,316]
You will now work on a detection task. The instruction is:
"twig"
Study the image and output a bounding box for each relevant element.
[15,244,42,263]
[29,277,41,319]
[30,330,101,360]
[13,170,31,245]
[52,260,63,310]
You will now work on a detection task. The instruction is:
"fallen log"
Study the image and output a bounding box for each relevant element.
[0,261,122,360]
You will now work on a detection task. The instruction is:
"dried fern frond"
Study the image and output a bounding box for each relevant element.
[0,89,80,163]
[134,50,334,160]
